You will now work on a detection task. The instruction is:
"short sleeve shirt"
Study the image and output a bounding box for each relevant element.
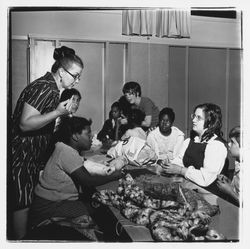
[135,97,159,128]
[35,142,84,201]
[12,72,60,136]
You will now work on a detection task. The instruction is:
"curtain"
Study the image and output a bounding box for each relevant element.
[122,9,190,38]
[122,10,153,36]
[29,39,56,83]
[156,9,191,38]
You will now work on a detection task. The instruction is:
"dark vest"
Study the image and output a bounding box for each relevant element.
[183,136,229,175]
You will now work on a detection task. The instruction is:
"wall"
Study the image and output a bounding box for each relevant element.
[11,10,242,48]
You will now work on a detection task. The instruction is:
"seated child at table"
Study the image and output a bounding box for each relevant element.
[29,116,126,231]
[216,126,241,205]
[147,107,184,162]
[121,109,147,140]
[97,102,126,144]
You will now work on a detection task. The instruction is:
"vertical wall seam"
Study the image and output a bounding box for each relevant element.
[225,48,230,138]
[103,42,109,122]
[185,46,189,137]
[166,45,169,107]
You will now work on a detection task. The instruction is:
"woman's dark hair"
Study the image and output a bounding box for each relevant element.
[51,46,84,73]
[192,103,223,142]
[122,81,142,96]
[159,107,175,123]
[127,109,145,128]
[229,126,241,145]
[60,88,82,102]
[55,116,92,144]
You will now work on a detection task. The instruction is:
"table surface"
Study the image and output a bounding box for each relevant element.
[85,150,240,242]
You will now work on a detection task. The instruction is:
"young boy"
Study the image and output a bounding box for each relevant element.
[216,126,241,205]
[122,81,159,130]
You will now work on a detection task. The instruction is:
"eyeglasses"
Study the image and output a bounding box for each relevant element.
[62,65,81,82]
[191,113,204,122]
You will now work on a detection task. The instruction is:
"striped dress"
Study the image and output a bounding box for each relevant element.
[11,72,60,210]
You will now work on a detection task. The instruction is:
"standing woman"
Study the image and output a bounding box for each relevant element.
[10,46,84,239]
[161,103,228,187]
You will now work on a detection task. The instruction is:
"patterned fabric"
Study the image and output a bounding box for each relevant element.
[11,72,60,210]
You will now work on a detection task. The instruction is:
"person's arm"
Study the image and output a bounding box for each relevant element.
[121,129,131,140]
[185,140,227,187]
[146,132,159,157]
[19,101,69,132]
[142,115,152,128]
[173,134,185,159]
[216,178,239,204]
[170,138,190,166]
[70,165,123,188]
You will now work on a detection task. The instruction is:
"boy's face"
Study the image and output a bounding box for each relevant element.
[111,106,120,119]
[78,126,92,151]
[228,137,240,159]
[124,91,137,104]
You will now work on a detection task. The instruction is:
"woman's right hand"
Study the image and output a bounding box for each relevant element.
[55,100,71,116]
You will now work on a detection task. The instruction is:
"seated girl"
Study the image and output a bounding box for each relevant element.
[147,107,184,162]
[97,102,126,144]
[216,126,241,205]
[29,116,126,230]
[121,109,147,140]
[160,103,228,187]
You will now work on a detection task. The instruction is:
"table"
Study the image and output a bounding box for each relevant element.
[85,150,240,242]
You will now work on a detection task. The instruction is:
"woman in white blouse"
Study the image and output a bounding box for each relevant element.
[161,103,228,187]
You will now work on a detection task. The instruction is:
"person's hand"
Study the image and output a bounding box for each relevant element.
[119,114,128,125]
[217,174,230,184]
[216,178,234,195]
[109,156,128,170]
[55,100,71,116]
[161,163,183,175]
[147,126,157,134]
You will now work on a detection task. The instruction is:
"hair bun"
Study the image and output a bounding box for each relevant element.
[53,46,75,60]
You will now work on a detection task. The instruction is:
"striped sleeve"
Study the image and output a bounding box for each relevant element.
[26,83,56,113]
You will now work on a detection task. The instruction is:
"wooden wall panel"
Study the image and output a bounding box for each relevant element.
[148,43,169,111]
[60,41,104,133]
[188,47,227,136]
[127,43,150,97]
[168,46,187,135]
[106,43,125,118]
[11,39,28,113]
[228,49,241,131]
